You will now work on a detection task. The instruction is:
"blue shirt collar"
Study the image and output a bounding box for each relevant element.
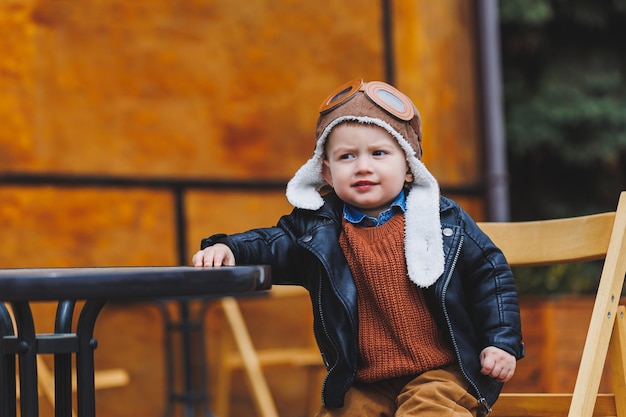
[343,191,406,227]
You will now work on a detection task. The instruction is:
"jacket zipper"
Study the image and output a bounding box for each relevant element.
[317,267,340,407]
[441,235,492,415]
[298,220,343,408]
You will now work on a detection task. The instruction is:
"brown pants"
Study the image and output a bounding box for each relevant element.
[315,365,480,417]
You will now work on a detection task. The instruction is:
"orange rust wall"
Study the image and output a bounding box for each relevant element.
[0,0,385,179]
[0,186,177,267]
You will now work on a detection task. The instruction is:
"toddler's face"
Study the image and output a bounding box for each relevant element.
[322,123,413,218]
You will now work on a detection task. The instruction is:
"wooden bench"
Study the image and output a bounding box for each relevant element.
[478,192,626,417]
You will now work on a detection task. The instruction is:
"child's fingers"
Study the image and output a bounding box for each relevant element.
[480,347,516,382]
[212,244,236,266]
[212,249,228,266]
[192,250,206,267]
[191,245,235,267]
[192,247,219,267]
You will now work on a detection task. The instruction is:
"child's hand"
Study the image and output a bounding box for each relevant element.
[479,346,516,382]
[192,243,236,267]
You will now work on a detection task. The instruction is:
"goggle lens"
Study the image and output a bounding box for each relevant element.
[328,86,354,105]
[374,89,406,112]
[320,79,362,113]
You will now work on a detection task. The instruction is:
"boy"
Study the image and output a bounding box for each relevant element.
[193,79,524,416]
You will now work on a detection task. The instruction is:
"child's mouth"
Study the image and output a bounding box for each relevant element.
[353,181,377,189]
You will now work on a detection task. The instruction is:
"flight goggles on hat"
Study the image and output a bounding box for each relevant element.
[319,79,420,133]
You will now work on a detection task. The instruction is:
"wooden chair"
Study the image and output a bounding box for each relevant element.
[477,191,626,417]
[210,285,325,417]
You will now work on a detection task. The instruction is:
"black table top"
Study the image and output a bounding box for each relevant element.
[0,266,271,302]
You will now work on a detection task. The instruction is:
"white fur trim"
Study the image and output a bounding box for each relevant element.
[286,116,444,287]
[403,161,444,287]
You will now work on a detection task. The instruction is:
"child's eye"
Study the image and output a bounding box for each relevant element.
[339,153,355,160]
[372,150,387,156]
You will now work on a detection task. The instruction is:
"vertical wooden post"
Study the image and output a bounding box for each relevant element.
[567,193,626,417]
[609,306,626,417]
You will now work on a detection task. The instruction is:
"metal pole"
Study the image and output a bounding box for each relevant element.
[477,0,510,221]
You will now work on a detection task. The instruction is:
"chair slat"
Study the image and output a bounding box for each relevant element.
[478,212,615,267]
[492,393,617,417]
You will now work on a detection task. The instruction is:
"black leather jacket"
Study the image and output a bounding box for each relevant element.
[201,192,524,413]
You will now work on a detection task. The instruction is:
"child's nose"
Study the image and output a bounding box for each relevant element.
[355,156,373,172]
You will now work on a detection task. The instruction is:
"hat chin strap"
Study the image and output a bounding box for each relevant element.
[286,116,444,288]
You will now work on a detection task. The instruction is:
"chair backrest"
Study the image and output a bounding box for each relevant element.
[478,191,626,417]
[478,212,615,267]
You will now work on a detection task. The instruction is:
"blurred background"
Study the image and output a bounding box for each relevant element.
[1,0,625,416]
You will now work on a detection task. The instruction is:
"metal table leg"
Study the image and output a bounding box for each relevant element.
[55,301,76,417]
[0,303,17,417]
[10,302,39,417]
[75,300,107,417]
[159,299,214,417]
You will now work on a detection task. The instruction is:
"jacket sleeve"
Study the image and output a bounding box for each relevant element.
[199,211,309,286]
[459,210,524,360]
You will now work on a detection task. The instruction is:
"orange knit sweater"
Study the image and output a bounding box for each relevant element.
[339,213,455,382]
